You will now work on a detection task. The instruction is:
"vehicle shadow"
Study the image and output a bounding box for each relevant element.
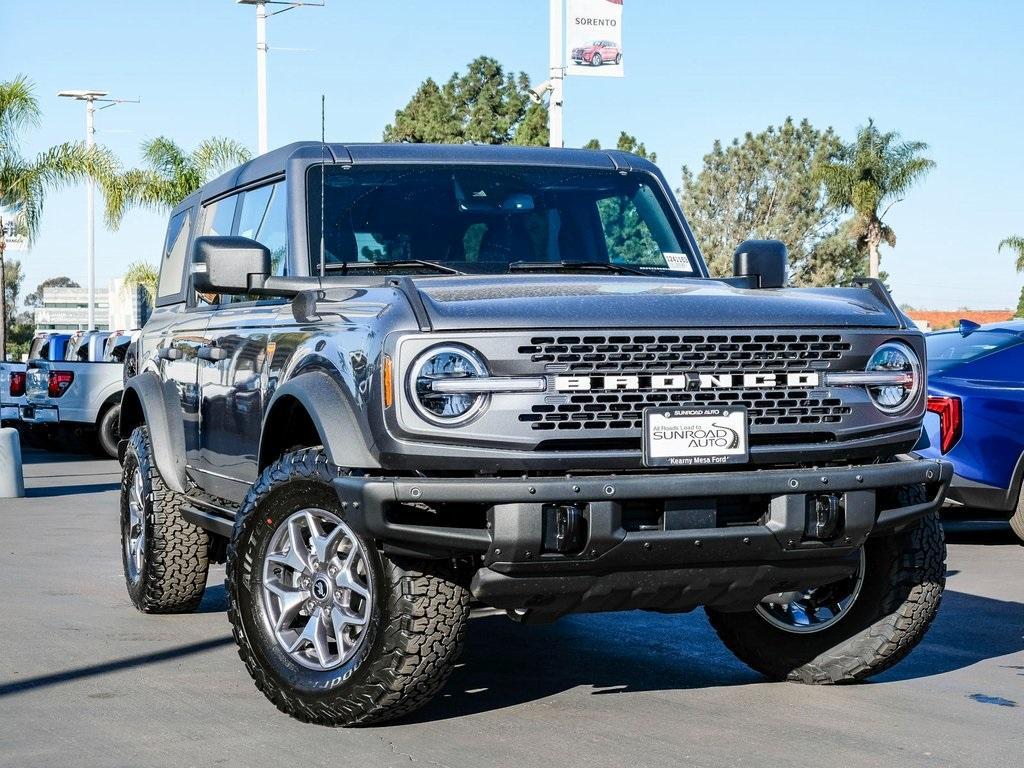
[26,482,121,498]
[942,519,1021,546]
[405,585,1024,723]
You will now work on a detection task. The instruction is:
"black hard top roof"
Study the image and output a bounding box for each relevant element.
[174,141,661,213]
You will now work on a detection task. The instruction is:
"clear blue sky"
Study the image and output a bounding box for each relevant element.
[4,0,1023,311]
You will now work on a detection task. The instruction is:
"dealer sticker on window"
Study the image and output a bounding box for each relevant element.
[642,407,749,467]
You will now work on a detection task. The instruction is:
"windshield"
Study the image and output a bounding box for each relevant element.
[306,164,696,275]
[926,329,1024,371]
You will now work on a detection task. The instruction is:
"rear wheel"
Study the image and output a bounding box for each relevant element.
[226,448,470,726]
[97,403,120,460]
[708,490,944,683]
[120,426,209,613]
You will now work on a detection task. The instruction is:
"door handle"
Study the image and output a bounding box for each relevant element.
[157,346,182,361]
[198,345,228,362]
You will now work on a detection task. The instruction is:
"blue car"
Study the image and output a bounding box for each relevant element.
[915,320,1024,541]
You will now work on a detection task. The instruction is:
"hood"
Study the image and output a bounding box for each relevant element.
[410,274,903,331]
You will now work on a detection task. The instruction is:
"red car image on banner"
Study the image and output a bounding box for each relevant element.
[567,0,624,78]
[571,39,622,67]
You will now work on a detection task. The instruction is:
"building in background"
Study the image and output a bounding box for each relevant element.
[33,279,150,332]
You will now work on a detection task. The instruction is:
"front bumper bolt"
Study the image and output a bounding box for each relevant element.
[572,485,581,494]
[528,487,536,495]
[926,470,934,480]
[604,485,614,496]
[642,542,652,551]
[789,479,799,489]
[694,539,702,548]
[410,487,422,499]
[742,537,751,545]
[855,475,864,483]
[820,477,828,485]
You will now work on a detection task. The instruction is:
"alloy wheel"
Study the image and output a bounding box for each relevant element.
[755,549,866,634]
[125,466,146,582]
[261,509,374,670]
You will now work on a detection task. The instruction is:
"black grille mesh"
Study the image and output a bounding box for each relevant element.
[516,333,854,432]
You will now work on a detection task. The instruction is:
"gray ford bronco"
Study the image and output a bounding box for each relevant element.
[118,142,951,725]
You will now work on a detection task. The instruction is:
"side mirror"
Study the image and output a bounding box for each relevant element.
[733,239,788,289]
[191,236,270,295]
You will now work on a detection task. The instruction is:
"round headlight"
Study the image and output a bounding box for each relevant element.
[410,345,489,425]
[865,341,921,413]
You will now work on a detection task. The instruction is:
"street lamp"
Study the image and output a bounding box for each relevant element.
[57,90,138,332]
[237,0,324,155]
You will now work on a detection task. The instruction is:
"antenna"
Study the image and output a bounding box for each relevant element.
[319,94,326,277]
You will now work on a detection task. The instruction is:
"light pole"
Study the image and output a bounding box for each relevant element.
[548,0,565,148]
[237,0,324,155]
[57,90,138,331]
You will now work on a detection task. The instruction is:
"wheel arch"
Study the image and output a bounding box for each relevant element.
[259,371,379,473]
[119,373,188,493]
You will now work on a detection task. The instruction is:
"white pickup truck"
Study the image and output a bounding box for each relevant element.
[21,330,134,458]
[2,333,73,428]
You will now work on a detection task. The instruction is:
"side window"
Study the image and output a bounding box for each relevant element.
[204,195,237,236]
[240,182,287,276]
[157,208,193,300]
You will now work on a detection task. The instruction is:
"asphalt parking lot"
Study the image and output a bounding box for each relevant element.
[1,449,1022,768]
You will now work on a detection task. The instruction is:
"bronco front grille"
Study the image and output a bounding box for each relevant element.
[516,332,854,433]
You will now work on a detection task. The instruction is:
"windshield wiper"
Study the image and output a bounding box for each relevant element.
[325,259,463,275]
[508,260,646,276]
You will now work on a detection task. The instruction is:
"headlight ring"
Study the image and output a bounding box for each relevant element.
[409,345,490,426]
[865,341,921,414]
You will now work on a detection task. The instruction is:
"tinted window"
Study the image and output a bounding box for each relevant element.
[204,195,237,236]
[157,208,193,299]
[243,182,287,276]
[306,165,694,275]
[926,330,1024,371]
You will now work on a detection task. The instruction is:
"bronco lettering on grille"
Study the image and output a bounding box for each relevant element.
[554,372,821,392]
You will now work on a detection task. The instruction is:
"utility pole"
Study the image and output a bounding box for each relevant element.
[57,90,138,332]
[238,1,324,155]
[549,0,565,148]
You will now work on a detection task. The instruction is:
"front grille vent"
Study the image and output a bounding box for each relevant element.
[515,333,854,432]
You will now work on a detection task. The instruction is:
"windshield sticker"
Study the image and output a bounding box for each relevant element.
[662,252,692,272]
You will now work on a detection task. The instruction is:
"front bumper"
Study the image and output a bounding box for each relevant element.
[334,458,951,616]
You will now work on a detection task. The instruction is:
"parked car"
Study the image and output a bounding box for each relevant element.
[4,333,72,440]
[64,330,112,362]
[0,360,27,427]
[571,39,622,66]
[116,141,950,726]
[915,320,1024,541]
[21,329,130,458]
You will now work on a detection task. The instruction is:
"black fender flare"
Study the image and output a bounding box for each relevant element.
[119,373,188,493]
[261,370,379,470]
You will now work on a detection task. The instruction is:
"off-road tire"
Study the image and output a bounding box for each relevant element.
[226,448,471,726]
[1009,497,1024,543]
[121,426,209,612]
[97,403,120,460]
[707,487,945,683]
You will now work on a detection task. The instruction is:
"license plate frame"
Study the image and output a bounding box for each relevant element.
[642,406,749,468]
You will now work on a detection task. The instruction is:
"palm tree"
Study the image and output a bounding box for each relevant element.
[99,137,251,228]
[816,119,935,278]
[0,74,112,359]
[1000,236,1024,271]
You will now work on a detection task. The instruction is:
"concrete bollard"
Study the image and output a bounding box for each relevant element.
[0,427,25,498]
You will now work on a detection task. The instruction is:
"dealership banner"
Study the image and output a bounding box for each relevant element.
[566,0,624,77]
